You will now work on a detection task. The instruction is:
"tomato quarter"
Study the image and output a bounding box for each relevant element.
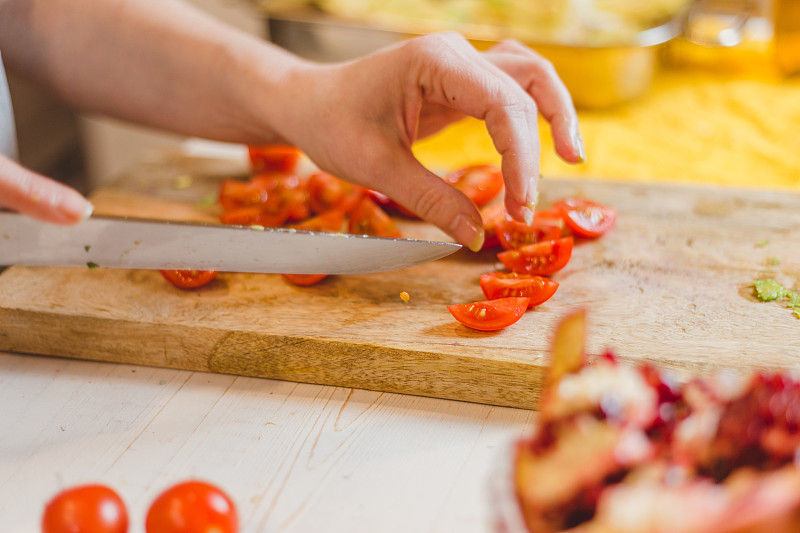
[497,237,574,276]
[444,164,504,208]
[479,272,559,308]
[447,297,530,331]
[146,480,237,533]
[43,484,128,533]
[553,198,617,238]
[160,270,218,289]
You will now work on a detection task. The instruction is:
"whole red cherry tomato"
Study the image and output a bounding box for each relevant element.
[43,484,128,533]
[146,480,238,533]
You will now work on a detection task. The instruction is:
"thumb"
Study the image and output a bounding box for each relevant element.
[372,148,484,251]
[0,155,93,224]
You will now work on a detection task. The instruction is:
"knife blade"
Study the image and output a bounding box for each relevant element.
[0,212,461,274]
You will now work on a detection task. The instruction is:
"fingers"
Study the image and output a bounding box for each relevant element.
[484,39,584,164]
[408,33,542,223]
[0,155,93,224]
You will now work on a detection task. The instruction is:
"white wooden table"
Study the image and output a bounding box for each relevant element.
[0,350,535,532]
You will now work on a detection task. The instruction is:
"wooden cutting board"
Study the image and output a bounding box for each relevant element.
[1,155,799,410]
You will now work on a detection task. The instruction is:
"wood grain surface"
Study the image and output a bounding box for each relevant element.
[1,155,799,409]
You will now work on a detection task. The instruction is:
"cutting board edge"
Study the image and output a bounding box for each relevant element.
[0,308,545,410]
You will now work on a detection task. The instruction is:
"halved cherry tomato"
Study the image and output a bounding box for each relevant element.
[447,297,530,331]
[248,144,302,173]
[496,219,563,250]
[282,273,327,286]
[146,480,237,533]
[218,178,270,212]
[480,203,509,250]
[367,189,417,218]
[218,173,308,224]
[43,484,128,533]
[444,164,504,207]
[348,196,403,238]
[533,208,567,227]
[160,270,218,289]
[479,272,559,308]
[497,237,574,276]
[292,209,346,233]
[308,171,365,215]
[552,198,616,238]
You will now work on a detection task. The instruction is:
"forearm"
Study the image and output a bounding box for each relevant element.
[0,0,302,144]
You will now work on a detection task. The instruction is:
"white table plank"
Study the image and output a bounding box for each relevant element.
[0,352,533,532]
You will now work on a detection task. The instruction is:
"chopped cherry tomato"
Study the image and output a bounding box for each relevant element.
[146,480,237,533]
[444,164,504,208]
[308,171,365,215]
[367,189,417,218]
[292,209,345,233]
[348,196,403,238]
[219,174,308,222]
[219,205,289,227]
[447,297,530,331]
[43,484,128,533]
[479,272,559,308]
[248,144,301,173]
[552,198,617,238]
[480,203,509,249]
[497,237,574,276]
[496,219,563,250]
[160,270,218,289]
[282,273,327,286]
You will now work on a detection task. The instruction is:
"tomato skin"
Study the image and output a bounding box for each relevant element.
[444,165,504,208]
[447,297,530,331]
[146,480,237,533]
[348,197,403,238]
[160,270,218,289]
[497,237,574,276]
[247,145,301,173]
[43,484,128,533]
[479,272,559,308]
[282,273,327,286]
[496,219,562,250]
[552,198,616,238]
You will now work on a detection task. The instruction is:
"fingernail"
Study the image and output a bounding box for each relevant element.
[451,214,484,252]
[60,194,94,222]
[522,206,534,226]
[573,130,586,163]
[526,176,540,207]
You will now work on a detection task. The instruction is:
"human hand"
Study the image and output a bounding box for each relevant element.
[0,154,93,224]
[273,33,583,251]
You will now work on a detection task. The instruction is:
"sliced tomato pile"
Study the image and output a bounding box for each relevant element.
[450,196,616,332]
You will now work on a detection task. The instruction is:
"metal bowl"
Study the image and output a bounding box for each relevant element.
[266,9,684,109]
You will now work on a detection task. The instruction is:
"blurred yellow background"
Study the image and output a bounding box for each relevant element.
[415,44,800,191]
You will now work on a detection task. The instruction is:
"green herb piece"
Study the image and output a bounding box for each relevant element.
[87,262,99,270]
[765,257,781,266]
[195,193,217,208]
[84,245,91,252]
[756,240,770,248]
[754,279,786,302]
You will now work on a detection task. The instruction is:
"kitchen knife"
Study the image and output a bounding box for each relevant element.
[0,212,461,274]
